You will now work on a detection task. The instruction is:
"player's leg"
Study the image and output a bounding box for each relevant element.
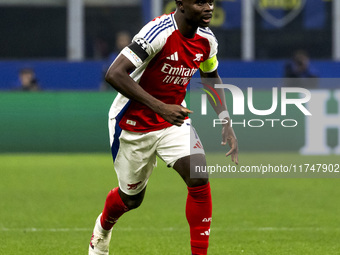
[100,186,146,230]
[156,120,211,255]
[174,155,212,255]
[89,187,147,255]
[89,120,158,255]
[173,153,208,187]
[89,187,130,255]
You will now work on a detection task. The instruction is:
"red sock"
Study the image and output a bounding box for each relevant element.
[100,187,129,230]
[186,183,212,255]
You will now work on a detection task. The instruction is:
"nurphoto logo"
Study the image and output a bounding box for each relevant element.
[201,84,312,128]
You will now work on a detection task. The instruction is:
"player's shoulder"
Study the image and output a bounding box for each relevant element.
[197,27,218,44]
[138,12,177,44]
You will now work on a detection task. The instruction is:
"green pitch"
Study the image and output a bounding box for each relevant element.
[1,153,339,255]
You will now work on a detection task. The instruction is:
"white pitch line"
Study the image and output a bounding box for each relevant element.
[1,227,340,233]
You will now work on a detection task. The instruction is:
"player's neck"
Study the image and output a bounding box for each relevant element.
[174,11,197,39]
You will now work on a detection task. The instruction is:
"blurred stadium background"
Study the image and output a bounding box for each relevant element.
[0,0,340,255]
[1,1,340,254]
[0,0,339,153]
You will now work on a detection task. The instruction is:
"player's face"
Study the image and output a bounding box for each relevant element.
[181,0,214,28]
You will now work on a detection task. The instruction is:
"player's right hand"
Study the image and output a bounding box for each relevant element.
[158,104,193,127]
[222,124,239,165]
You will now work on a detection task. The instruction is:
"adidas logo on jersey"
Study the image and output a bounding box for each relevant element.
[166,52,178,61]
[202,217,212,222]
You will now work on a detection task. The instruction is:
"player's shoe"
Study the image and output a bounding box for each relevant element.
[89,213,112,255]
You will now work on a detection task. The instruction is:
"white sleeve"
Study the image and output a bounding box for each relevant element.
[121,15,173,68]
[198,28,219,73]
[206,29,218,59]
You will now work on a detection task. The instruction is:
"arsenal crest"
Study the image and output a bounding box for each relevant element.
[253,0,307,28]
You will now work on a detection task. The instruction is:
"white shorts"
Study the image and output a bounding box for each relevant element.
[109,118,205,195]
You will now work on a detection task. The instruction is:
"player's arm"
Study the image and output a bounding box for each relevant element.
[199,68,239,165]
[105,52,192,126]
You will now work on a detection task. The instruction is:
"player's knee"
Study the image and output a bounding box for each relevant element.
[124,198,143,210]
[119,187,146,210]
[187,178,209,188]
[120,192,144,210]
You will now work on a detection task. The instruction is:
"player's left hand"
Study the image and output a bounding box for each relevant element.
[221,123,238,165]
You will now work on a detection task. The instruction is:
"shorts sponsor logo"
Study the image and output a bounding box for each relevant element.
[126,119,136,126]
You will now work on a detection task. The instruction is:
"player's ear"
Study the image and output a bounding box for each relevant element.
[176,0,184,13]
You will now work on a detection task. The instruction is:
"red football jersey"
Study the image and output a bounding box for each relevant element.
[108,12,218,132]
